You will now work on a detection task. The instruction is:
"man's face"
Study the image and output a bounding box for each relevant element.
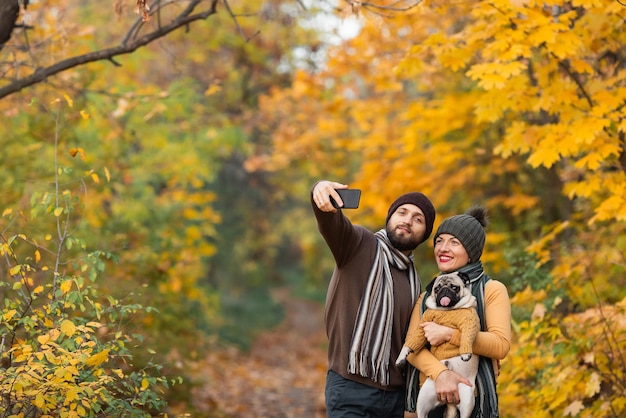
[386,204,427,253]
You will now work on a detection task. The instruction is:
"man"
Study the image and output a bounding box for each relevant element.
[312,180,436,418]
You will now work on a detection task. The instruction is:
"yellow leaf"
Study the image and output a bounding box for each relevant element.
[53,207,64,217]
[585,372,601,396]
[69,148,86,160]
[33,285,44,295]
[80,110,90,119]
[61,319,76,336]
[2,208,12,217]
[3,309,17,321]
[9,265,21,275]
[49,328,60,341]
[478,73,507,90]
[91,172,100,184]
[63,94,73,108]
[34,393,46,408]
[563,400,584,416]
[569,59,594,74]
[60,280,72,294]
[527,146,560,168]
[141,378,150,391]
[66,387,80,402]
[35,250,41,262]
[439,49,468,71]
[85,349,110,367]
[66,365,79,376]
[104,167,111,182]
[204,84,222,96]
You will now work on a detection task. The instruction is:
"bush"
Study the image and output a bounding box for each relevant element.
[0,97,175,417]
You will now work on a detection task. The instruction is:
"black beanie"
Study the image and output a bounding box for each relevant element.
[433,206,488,262]
[385,192,436,243]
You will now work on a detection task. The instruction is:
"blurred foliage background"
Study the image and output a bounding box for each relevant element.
[0,0,625,416]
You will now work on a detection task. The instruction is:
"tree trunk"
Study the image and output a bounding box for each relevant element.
[0,0,19,49]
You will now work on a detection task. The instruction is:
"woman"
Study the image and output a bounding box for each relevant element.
[405,206,511,417]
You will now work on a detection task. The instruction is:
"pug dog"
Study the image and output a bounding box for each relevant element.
[396,271,481,418]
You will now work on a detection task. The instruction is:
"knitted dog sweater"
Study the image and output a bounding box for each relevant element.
[404,307,480,360]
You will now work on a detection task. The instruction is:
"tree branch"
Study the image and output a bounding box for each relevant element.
[0,0,219,100]
[553,53,594,109]
[346,0,423,16]
[360,0,423,12]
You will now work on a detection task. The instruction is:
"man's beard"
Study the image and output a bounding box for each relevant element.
[386,225,420,252]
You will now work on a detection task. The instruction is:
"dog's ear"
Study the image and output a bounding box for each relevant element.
[425,276,438,293]
[458,271,470,285]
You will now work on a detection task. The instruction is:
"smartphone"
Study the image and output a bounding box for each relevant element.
[330,189,361,209]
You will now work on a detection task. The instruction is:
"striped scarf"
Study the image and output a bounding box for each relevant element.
[405,261,500,417]
[347,229,420,386]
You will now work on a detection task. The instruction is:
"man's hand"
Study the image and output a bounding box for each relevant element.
[435,370,472,405]
[313,180,348,212]
[420,321,454,346]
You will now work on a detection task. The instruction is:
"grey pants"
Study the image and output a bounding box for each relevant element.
[325,370,405,418]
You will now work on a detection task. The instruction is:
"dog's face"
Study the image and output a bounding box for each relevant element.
[429,271,471,308]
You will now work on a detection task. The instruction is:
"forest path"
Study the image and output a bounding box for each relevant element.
[181,288,328,417]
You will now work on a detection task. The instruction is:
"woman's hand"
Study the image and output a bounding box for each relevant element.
[435,370,472,404]
[420,321,454,346]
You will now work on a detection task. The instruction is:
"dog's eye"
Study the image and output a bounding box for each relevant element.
[452,285,459,292]
[434,285,441,292]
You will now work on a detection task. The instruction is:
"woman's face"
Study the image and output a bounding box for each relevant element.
[434,233,470,273]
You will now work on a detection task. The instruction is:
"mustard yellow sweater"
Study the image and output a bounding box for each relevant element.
[404,306,480,360]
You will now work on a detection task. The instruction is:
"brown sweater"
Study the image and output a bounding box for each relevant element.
[313,192,419,391]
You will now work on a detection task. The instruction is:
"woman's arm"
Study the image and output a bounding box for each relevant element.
[470,280,511,360]
[408,345,448,381]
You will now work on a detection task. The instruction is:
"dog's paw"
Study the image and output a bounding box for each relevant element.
[395,346,412,366]
[461,353,472,361]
